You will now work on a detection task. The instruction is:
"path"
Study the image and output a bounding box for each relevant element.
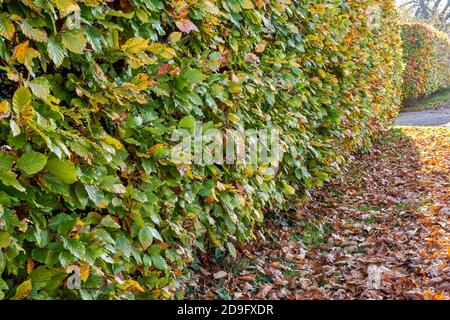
[395,106,450,127]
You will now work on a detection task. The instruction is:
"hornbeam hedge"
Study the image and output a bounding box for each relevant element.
[401,23,450,101]
[0,0,402,299]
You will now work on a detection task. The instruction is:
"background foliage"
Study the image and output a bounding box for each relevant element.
[401,22,450,101]
[0,0,402,299]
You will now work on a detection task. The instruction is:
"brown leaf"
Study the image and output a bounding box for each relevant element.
[175,18,199,33]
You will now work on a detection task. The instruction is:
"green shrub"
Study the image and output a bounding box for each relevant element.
[401,23,450,101]
[0,0,402,299]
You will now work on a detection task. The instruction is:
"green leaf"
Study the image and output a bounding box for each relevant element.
[151,254,168,271]
[150,227,163,242]
[47,36,65,67]
[0,151,14,170]
[30,266,52,290]
[184,69,205,84]
[100,215,121,229]
[61,30,87,54]
[16,151,47,175]
[0,170,25,192]
[178,115,196,132]
[46,158,78,184]
[48,213,76,235]
[20,20,47,42]
[138,226,153,250]
[62,237,85,259]
[29,77,51,100]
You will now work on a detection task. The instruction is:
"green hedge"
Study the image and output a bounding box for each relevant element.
[0,0,402,299]
[401,23,450,101]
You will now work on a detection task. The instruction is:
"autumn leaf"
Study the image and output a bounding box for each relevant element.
[175,18,199,33]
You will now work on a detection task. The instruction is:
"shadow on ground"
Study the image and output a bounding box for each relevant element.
[188,127,449,300]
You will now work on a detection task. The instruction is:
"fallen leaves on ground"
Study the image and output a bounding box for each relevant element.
[188,127,449,300]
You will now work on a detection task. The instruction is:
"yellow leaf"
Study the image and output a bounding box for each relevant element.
[0,17,15,40]
[80,263,90,281]
[147,143,165,157]
[0,100,11,118]
[10,41,41,68]
[12,280,32,300]
[122,279,145,292]
[122,37,148,54]
[241,0,255,9]
[27,258,34,274]
[102,135,123,150]
[53,0,80,17]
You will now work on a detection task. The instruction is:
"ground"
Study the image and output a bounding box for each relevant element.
[188,127,449,300]
[395,106,450,127]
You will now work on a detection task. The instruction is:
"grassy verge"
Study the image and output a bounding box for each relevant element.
[402,87,450,112]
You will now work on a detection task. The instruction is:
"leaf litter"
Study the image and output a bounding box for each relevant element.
[188,127,449,300]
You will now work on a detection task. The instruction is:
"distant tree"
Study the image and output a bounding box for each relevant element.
[398,0,450,34]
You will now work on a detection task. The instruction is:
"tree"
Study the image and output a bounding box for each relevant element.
[398,0,450,33]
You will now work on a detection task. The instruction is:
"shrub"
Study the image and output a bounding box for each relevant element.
[401,23,450,101]
[0,0,402,299]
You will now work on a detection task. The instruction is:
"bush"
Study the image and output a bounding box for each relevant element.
[401,23,450,101]
[0,0,402,299]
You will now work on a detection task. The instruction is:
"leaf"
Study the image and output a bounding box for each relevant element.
[9,120,21,137]
[13,87,31,109]
[53,0,80,17]
[29,77,51,100]
[169,32,182,43]
[0,151,14,170]
[151,254,168,271]
[30,266,52,289]
[62,30,87,54]
[20,20,48,42]
[0,100,10,118]
[10,41,40,72]
[175,18,199,33]
[213,271,228,279]
[46,158,78,184]
[0,170,25,191]
[100,216,121,229]
[241,0,255,9]
[178,115,196,132]
[138,226,153,250]
[0,17,15,40]
[48,213,76,235]
[16,151,47,175]
[62,237,85,259]
[184,69,205,83]
[12,86,34,120]
[150,227,163,242]
[122,37,148,54]
[47,36,65,67]
[12,280,32,300]
[0,231,12,248]
[80,263,90,281]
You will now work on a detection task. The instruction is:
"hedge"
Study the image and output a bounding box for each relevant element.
[401,23,450,101]
[0,0,402,299]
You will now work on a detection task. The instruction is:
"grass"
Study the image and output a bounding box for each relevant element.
[402,87,450,112]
